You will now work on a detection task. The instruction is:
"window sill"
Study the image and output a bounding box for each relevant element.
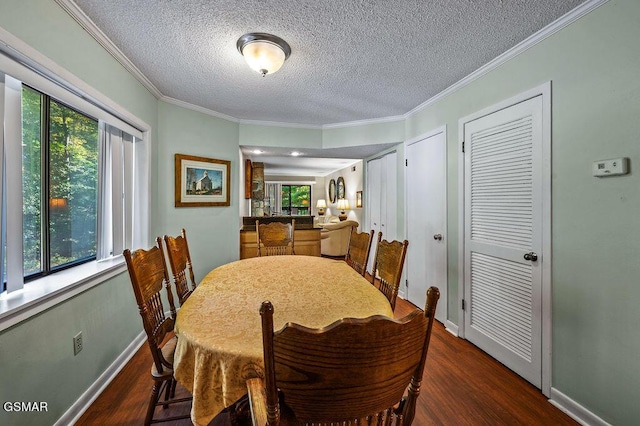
[0,257,126,333]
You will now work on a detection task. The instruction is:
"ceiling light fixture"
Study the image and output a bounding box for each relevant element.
[237,32,291,77]
[252,149,264,154]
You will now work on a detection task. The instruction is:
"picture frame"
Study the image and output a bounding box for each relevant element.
[337,176,345,200]
[356,190,362,208]
[175,153,231,207]
[328,179,337,203]
[244,159,252,199]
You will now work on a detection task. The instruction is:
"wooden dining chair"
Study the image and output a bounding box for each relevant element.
[123,245,192,425]
[371,232,409,311]
[256,219,295,256]
[246,286,440,426]
[345,228,374,276]
[163,228,197,305]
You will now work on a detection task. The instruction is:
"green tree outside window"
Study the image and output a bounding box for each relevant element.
[281,185,311,215]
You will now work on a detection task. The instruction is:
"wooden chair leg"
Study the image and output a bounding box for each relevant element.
[162,379,171,409]
[146,382,161,426]
[170,378,177,398]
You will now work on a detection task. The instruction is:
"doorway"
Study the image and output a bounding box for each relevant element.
[405,127,447,323]
[458,83,551,394]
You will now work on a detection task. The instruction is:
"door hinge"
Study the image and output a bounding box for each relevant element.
[405,159,408,166]
[462,141,465,153]
[462,299,466,310]
[405,279,409,288]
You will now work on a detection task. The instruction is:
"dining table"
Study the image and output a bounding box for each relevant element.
[173,255,394,426]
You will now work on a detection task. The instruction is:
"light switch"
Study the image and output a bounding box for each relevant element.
[592,157,629,177]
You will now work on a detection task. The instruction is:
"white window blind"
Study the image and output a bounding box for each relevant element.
[97,123,148,260]
[1,73,25,293]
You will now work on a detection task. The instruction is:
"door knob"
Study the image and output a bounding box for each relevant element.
[433,234,443,241]
[523,252,538,261]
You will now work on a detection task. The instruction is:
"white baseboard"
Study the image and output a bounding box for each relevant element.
[549,387,612,426]
[445,320,459,337]
[55,331,146,426]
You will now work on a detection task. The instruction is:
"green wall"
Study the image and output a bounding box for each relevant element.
[404,0,639,423]
[155,102,241,280]
[0,0,158,424]
[0,274,139,425]
[239,123,322,149]
[322,120,404,148]
[1,0,638,425]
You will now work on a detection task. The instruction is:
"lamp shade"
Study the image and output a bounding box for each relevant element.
[336,199,350,211]
[237,33,291,76]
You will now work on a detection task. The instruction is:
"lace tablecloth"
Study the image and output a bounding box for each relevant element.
[174,255,393,426]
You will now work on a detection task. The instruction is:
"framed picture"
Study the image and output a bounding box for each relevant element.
[244,159,252,199]
[337,176,345,200]
[175,154,231,207]
[356,190,362,208]
[328,179,337,203]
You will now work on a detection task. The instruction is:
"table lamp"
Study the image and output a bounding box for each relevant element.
[336,199,350,221]
[316,199,327,216]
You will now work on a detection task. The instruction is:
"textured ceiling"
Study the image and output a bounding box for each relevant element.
[72,0,585,127]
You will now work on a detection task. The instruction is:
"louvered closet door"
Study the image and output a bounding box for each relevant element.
[464,96,543,388]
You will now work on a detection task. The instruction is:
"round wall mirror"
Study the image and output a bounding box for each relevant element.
[328,179,336,203]
[337,177,345,200]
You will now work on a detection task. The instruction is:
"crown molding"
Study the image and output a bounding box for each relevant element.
[162,97,326,129]
[322,114,405,130]
[404,0,609,119]
[160,96,239,123]
[239,118,323,130]
[56,0,608,129]
[54,0,163,99]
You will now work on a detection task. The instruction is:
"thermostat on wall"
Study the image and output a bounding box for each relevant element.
[592,157,629,177]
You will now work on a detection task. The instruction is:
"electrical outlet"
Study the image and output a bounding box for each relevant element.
[73,332,83,355]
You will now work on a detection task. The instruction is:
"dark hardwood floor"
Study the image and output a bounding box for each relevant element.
[77,297,577,426]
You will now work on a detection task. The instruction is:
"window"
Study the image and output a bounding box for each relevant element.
[281,185,311,215]
[1,55,149,295]
[22,86,99,280]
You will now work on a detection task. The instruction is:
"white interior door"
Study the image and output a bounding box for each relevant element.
[406,130,447,322]
[366,158,382,273]
[366,153,398,274]
[463,96,543,388]
[382,152,397,241]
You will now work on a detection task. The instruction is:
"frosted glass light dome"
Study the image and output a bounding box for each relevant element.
[237,33,291,77]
